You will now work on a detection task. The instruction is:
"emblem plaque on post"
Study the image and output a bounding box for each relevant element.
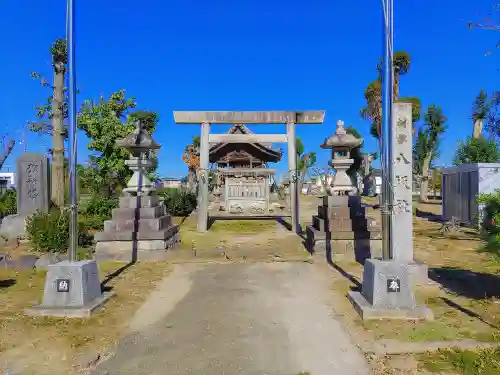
[56,279,70,293]
[387,278,401,293]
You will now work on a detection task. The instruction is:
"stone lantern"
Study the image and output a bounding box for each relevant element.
[320,120,362,196]
[117,121,160,196]
[94,121,180,261]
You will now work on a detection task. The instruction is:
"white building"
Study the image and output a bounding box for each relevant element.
[0,172,15,188]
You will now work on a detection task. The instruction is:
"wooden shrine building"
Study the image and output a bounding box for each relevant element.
[173,111,326,233]
[209,124,282,215]
[209,124,282,168]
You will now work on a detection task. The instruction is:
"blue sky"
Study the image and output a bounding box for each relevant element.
[0,0,498,179]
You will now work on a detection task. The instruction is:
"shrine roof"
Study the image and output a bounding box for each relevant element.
[209,124,282,163]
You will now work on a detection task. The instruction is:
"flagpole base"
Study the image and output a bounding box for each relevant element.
[25,260,114,319]
[347,259,433,320]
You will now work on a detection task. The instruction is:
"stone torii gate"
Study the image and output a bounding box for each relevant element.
[173,111,325,233]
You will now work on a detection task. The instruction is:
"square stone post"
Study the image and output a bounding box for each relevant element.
[391,103,414,261]
[391,103,428,281]
[287,121,299,233]
[346,103,432,320]
[197,121,210,232]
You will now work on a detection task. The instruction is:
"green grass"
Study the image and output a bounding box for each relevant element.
[418,347,500,374]
[209,220,277,233]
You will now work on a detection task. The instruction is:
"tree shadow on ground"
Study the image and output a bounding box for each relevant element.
[324,236,362,291]
[415,208,444,222]
[176,216,190,227]
[100,261,136,293]
[0,279,16,288]
[429,266,500,300]
[439,296,498,329]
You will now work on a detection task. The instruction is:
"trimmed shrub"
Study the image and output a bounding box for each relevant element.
[158,189,197,216]
[78,196,119,230]
[81,196,118,217]
[477,190,500,257]
[0,190,16,219]
[79,214,108,231]
[26,208,92,253]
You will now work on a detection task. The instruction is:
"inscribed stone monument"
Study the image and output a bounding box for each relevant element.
[347,103,432,320]
[16,152,49,215]
[391,104,417,263]
[0,153,49,241]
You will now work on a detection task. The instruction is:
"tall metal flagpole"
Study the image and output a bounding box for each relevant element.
[380,0,394,260]
[67,0,78,262]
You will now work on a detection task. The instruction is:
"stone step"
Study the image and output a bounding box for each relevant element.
[111,206,165,220]
[95,224,179,242]
[305,225,382,262]
[306,224,381,241]
[317,205,366,219]
[322,195,361,207]
[103,215,173,232]
[119,195,160,209]
[312,215,380,232]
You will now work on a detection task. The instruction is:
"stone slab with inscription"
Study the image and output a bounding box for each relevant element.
[391,104,428,283]
[0,153,50,240]
[349,103,432,321]
[16,153,50,216]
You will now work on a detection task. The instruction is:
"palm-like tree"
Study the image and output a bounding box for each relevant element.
[393,51,411,100]
[296,137,316,190]
[472,89,491,139]
[182,136,200,193]
[360,80,382,141]
[416,105,447,202]
[363,51,415,152]
[375,50,411,101]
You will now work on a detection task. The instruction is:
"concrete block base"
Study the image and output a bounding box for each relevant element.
[406,260,429,285]
[347,291,433,320]
[348,259,433,321]
[25,292,115,318]
[24,260,114,319]
[95,234,179,261]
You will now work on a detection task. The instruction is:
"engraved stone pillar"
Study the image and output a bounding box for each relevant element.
[287,121,299,233]
[197,122,210,232]
[347,103,432,321]
[391,103,414,262]
[390,103,428,282]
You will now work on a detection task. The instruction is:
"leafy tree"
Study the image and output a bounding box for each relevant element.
[182,136,200,193]
[472,89,491,139]
[77,90,159,197]
[415,105,447,202]
[486,91,500,137]
[296,137,317,190]
[453,136,500,165]
[28,38,68,208]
